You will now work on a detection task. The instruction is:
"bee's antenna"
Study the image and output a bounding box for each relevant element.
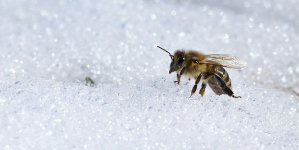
[157,46,174,59]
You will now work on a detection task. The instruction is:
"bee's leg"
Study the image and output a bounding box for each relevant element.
[174,67,186,84]
[199,82,207,97]
[174,74,181,84]
[231,95,241,98]
[213,75,241,98]
[190,74,202,98]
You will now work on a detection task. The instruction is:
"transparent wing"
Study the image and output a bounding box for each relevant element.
[202,54,247,68]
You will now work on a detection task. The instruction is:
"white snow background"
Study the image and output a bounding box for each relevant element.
[0,0,299,149]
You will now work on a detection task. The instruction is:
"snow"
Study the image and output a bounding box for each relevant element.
[0,0,299,149]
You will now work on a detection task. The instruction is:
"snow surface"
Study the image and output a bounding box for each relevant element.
[0,0,299,149]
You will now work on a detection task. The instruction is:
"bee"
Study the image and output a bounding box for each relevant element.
[157,46,247,98]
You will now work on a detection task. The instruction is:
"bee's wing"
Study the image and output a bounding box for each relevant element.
[197,54,247,68]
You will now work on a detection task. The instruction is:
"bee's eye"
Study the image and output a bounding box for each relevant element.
[178,57,185,65]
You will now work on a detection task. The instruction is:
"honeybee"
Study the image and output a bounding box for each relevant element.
[157,46,247,98]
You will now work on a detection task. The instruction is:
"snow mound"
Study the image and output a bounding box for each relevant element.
[0,78,298,149]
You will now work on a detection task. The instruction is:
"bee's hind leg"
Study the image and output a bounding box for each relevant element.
[231,94,241,98]
[190,74,202,98]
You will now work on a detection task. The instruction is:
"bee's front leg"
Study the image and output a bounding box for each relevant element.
[174,74,181,84]
[190,74,202,98]
[174,67,186,84]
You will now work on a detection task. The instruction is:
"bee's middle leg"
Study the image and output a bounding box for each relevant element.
[190,74,202,98]
[199,82,207,97]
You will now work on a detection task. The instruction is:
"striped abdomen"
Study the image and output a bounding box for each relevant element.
[207,66,234,96]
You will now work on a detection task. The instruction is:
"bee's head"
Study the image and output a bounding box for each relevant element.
[156,46,185,74]
[169,50,185,74]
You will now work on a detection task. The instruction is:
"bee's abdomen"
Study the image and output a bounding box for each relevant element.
[207,66,233,96]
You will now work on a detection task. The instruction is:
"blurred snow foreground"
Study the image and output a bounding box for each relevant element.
[0,0,299,149]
